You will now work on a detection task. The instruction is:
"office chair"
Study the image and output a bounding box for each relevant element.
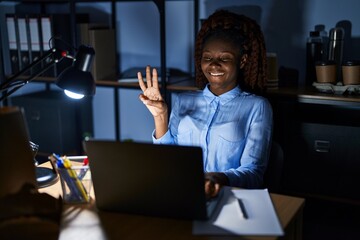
[263,141,284,193]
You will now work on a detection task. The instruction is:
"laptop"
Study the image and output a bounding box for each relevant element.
[0,107,37,198]
[84,140,223,220]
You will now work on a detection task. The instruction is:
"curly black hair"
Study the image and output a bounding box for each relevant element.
[195,10,267,94]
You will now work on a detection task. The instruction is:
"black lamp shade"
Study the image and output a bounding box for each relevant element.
[56,45,96,96]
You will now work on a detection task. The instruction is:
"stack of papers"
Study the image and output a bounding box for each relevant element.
[193,188,284,236]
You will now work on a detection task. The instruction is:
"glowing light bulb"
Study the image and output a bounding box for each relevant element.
[64,90,84,99]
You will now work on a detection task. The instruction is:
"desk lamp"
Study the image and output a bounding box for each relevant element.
[0,44,96,188]
[0,44,96,101]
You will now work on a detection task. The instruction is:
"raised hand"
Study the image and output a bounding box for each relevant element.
[138,66,168,118]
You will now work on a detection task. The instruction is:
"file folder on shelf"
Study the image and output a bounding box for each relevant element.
[77,22,117,81]
[40,15,56,77]
[88,28,117,80]
[28,15,42,75]
[17,16,31,71]
[4,11,89,78]
[39,14,89,77]
[5,14,21,74]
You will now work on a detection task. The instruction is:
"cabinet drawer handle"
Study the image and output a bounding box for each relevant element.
[314,140,330,153]
[30,110,40,121]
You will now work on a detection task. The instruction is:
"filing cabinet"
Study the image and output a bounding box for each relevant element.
[269,89,360,201]
[10,90,93,157]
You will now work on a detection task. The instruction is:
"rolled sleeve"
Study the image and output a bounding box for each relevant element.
[152,129,174,145]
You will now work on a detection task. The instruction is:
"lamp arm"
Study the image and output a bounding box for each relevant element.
[0,48,64,101]
[1,60,57,101]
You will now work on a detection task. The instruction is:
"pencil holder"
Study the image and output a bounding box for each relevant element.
[58,162,92,204]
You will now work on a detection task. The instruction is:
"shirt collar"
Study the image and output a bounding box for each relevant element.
[203,84,243,105]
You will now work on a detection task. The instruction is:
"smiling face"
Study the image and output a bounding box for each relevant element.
[201,37,246,96]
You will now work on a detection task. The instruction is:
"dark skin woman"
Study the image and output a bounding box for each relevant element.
[138,10,272,199]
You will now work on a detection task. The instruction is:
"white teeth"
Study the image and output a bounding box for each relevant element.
[210,72,224,76]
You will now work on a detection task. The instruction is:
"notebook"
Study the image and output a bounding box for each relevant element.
[84,140,223,220]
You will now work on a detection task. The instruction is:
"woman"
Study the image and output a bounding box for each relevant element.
[137,10,273,198]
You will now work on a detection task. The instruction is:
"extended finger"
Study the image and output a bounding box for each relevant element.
[146,65,152,88]
[152,68,159,89]
[137,72,147,92]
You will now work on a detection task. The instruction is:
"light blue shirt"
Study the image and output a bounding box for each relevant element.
[153,85,273,188]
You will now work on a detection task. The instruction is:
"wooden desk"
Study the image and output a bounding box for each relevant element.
[39,174,305,240]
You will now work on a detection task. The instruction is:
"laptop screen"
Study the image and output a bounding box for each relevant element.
[0,107,36,198]
[85,140,210,220]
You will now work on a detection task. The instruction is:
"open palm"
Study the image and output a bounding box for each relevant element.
[138,66,167,117]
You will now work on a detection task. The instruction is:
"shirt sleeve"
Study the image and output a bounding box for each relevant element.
[152,129,174,144]
[224,98,273,188]
[152,94,180,145]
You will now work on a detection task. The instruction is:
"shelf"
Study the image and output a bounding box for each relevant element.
[31,76,199,91]
[0,0,198,141]
[166,78,198,92]
[31,77,358,104]
[266,87,360,106]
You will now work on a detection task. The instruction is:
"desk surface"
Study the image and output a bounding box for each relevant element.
[38,170,305,240]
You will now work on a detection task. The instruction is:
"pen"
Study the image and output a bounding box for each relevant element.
[52,153,63,166]
[238,199,248,219]
[77,157,89,180]
[66,155,88,160]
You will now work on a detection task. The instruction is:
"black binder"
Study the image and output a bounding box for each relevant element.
[17,15,31,71]
[88,28,117,80]
[39,14,56,77]
[39,14,89,77]
[5,14,21,74]
[27,15,42,75]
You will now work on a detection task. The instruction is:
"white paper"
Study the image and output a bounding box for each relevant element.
[193,187,284,236]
